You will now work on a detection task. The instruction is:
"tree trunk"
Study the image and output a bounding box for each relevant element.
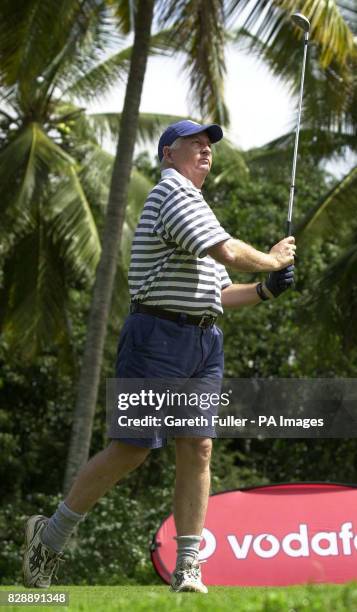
[63,0,155,494]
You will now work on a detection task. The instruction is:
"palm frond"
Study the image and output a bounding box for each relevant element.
[0,123,74,250]
[33,3,119,115]
[0,0,72,85]
[107,0,134,35]
[231,22,357,135]
[159,0,229,124]
[228,0,356,69]
[302,54,357,135]
[337,1,357,25]
[211,138,249,184]
[299,239,357,352]
[62,46,132,103]
[0,122,100,285]
[121,168,154,268]
[50,102,100,148]
[46,166,101,282]
[0,125,37,219]
[0,123,76,219]
[245,129,357,170]
[296,164,357,241]
[85,111,185,147]
[0,222,70,359]
[0,0,119,119]
[135,112,187,143]
[77,142,114,213]
[63,29,176,103]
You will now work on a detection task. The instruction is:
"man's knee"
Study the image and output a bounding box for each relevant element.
[176,437,212,469]
[108,440,150,469]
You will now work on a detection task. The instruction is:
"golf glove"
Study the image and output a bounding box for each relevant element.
[258,265,295,299]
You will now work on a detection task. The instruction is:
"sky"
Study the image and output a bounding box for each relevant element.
[89,44,294,151]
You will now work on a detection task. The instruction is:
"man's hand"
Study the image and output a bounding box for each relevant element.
[268,236,296,270]
[262,265,295,299]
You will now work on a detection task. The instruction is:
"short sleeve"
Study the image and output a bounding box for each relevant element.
[219,264,232,289]
[155,186,230,258]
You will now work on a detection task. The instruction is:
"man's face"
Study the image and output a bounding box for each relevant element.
[163,131,213,186]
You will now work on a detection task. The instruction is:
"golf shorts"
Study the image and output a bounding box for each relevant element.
[109,312,224,449]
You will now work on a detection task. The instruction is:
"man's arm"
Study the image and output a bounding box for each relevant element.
[207,237,295,272]
[221,284,260,308]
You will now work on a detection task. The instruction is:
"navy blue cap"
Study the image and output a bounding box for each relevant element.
[158,120,223,161]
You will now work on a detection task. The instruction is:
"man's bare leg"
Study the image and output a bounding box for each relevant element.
[174,437,212,535]
[170,437,212,593]
[42,441,149,550]
[65,440,150,513]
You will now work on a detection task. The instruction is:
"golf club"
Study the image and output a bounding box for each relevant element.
[286,12,310,236]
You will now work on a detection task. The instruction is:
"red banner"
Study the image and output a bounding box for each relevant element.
[151,483,357,586]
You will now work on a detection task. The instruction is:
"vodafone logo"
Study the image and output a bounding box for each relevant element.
[152,485,357,586]
[200,522,357,561]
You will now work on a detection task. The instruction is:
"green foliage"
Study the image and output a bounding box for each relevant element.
[231,0,356,72]
[0,349,74,501]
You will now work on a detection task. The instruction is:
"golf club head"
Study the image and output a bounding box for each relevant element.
[291,12,310,32]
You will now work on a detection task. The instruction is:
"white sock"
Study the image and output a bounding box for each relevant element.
[174,534,202,566]
[41,501,85,553]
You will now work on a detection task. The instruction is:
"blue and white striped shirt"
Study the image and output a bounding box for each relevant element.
[128,168,232,316]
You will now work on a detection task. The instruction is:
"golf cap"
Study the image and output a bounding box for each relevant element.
[158,120,223,161]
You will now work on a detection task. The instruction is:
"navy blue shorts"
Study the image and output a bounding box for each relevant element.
[110,312,224,449]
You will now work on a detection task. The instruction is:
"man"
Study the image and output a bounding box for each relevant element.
[23,120,295,593]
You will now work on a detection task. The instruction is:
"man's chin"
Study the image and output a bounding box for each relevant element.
[197,163,211,174]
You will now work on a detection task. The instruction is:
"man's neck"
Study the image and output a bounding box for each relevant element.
[162,166,206,189]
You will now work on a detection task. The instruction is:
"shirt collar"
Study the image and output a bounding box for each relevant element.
[161,168,200,191]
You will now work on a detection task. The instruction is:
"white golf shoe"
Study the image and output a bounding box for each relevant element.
[170,558,208,593]
[23,515,63,588]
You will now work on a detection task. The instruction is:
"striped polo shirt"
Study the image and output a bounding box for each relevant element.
[128,168,232,316]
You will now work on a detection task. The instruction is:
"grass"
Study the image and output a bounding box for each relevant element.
[1,584,357,611]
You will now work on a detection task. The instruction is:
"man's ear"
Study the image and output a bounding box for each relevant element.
[162,145,172,162]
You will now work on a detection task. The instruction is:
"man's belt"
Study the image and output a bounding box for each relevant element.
[130,302,217,329]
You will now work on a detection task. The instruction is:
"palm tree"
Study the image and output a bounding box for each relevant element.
[0,1,178,358]
[0,0,108,357]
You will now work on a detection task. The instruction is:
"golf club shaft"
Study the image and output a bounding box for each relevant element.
[286,31,309,236]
